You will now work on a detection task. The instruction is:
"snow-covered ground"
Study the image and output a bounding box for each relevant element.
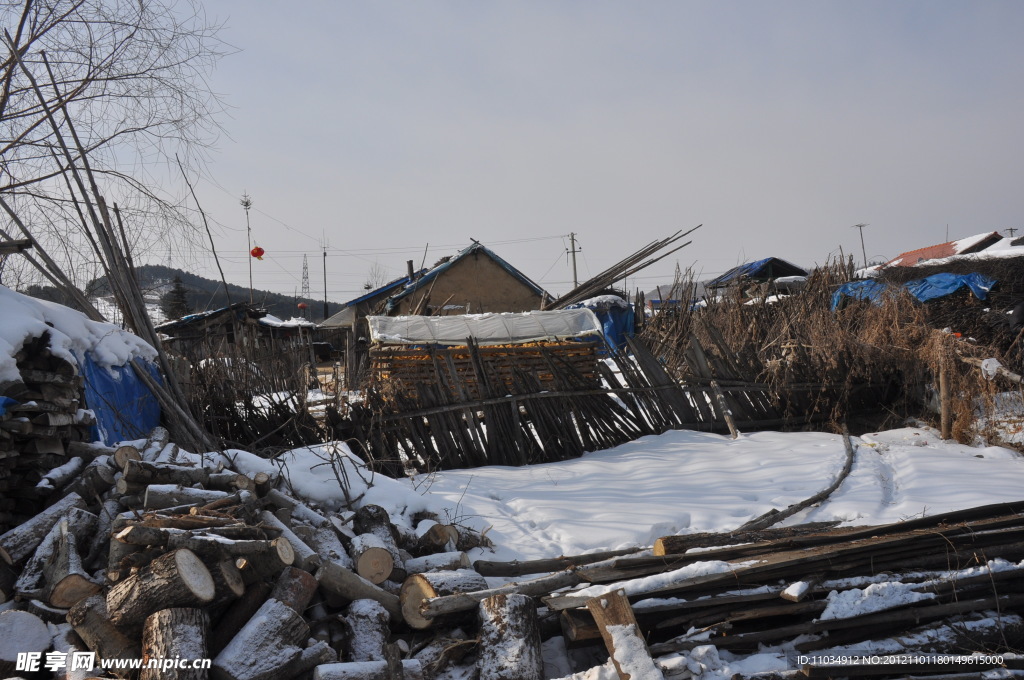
[224,424,1024,679]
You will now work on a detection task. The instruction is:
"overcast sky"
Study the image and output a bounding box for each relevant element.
[185,0,1024,304]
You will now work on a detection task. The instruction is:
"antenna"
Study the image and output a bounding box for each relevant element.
[851,223,869,269]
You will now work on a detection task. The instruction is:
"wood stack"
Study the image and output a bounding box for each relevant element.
[0,331,97,535]
[0,436,497,679]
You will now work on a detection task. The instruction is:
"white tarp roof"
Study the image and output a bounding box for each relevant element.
[367,309,604,346]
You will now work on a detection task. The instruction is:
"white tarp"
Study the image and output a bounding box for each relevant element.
[367,309,604,346]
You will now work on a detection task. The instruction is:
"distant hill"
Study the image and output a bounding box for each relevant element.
[25,265,341,323]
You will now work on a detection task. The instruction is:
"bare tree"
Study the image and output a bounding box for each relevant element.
[0,0,228,293]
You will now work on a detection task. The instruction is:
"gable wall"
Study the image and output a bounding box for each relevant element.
[391,254,544,315]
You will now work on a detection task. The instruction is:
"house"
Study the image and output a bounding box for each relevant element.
[384,242,551,316]
[155,303,316,357]
[885,232,1004,267]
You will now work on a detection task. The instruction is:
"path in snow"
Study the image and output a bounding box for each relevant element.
[402,426,1024,564]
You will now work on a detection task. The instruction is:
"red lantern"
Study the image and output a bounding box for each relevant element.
[250,246,265,260]
[297,302,309,310]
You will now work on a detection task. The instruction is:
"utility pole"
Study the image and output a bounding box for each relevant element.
[567,232,581,288]
[241,193,253,304]
[852,223,869,269]
[1007,227,1018,238]
[323,245,329,321]
[301,255,310,321]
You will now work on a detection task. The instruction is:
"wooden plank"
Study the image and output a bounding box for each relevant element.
[586,590,663,680]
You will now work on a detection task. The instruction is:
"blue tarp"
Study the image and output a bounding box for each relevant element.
[0,396,17,418]
[567,298,635,354]
[78,354,162,445]
[705,257,808,289]
[832,272,997,311]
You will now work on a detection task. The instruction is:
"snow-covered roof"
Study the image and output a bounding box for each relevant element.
[367,309,603,346]
[0,285,156,385]
[258,314,315,329]
[885,231,1005,267]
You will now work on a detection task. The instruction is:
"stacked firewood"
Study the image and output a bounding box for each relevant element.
[0,429,497,679]
[0,332,97,536]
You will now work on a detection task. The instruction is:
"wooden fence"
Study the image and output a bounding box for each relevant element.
[345,337,888,477]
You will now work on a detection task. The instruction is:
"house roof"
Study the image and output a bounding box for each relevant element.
[384,242,549,312]
[704,257,807,289]
[886,232,1003,267]
[341,270,427,308]
[154,302,264,334]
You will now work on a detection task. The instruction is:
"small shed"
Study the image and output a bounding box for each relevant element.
[367,309,604,399]
[704,257,808,291]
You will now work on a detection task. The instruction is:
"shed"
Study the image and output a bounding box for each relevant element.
[704,257,808,290]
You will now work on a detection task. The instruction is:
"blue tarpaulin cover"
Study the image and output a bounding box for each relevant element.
[0,396,17,418]
[78,353,162,445]
[832,272,997,311]
[567,297,635,354]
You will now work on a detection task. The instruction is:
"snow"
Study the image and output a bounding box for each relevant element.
[0,285,156,384]
[817,581,935,621]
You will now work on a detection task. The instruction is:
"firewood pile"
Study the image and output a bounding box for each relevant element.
[0,331,98,536]
[0,427,496,679]
[1,429,1022,680]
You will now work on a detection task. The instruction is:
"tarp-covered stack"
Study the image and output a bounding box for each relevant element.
[0,286,160,534]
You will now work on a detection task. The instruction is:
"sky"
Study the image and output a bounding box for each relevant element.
[180,1,1024,305]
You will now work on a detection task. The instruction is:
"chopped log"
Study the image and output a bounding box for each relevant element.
[124,458,211,486]
[307,524,355,571]
[15,507,96,599]
[0,491,86,564]
[341,599,390,662]
[265,488,331,528]
[235,537,295,584]
[288,640,338,678]
[211,597,309,680]
[67,594,141,668]
[586,590,663,680]
[259,510,322,572]
[315,560,403,621]
[209,558,247,604]
[62,458,116,507]
[270,565,319,613]
[477,593,545,680]
[85,498,121,570]
[350,533,396,584]
[0,610,50,677]
[208,581,274,657]
[140,608,209,680]
[399,568,489,630]
[418,568,581,623]
[144,484,230,510]
[412,629,472,678]
[106,548,216,630]
[252,471,273,497]
[313,660,425,680]
[24,597,70,624]
[416,522,459,554]
[405,551,470,574]
[43,520,102,608]
[113,444,143,470]
[107,515,144,583]
[37,456,85,490]
[208,471,255,492]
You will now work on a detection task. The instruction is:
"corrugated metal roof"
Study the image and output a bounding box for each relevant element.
[886,232,1003,267]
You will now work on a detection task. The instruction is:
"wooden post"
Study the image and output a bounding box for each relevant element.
[586,590,663,680]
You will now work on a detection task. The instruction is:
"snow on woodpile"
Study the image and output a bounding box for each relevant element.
[0,284,155,387]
